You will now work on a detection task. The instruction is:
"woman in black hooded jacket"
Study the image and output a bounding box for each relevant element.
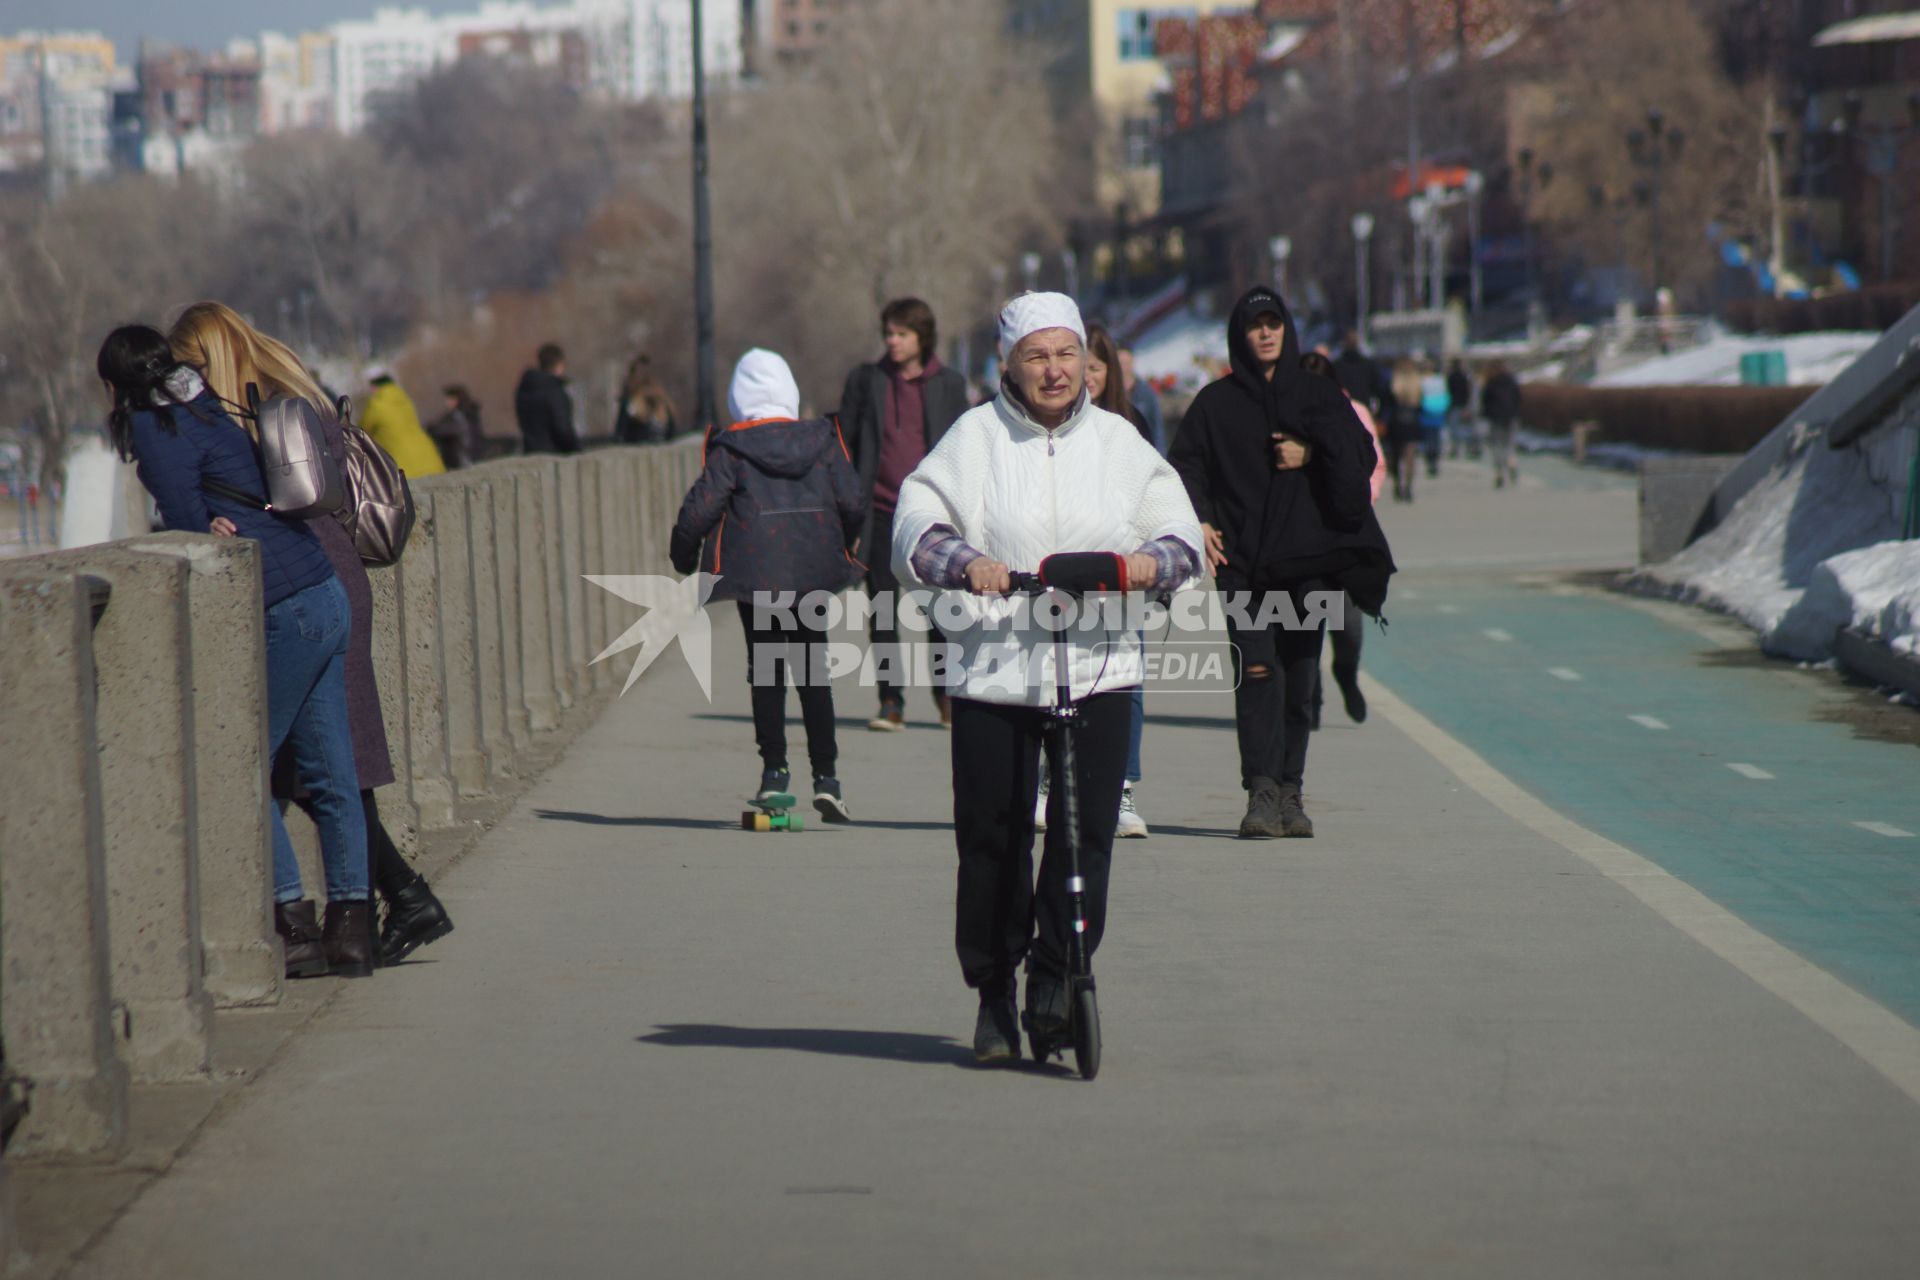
[1169,286,1395,838]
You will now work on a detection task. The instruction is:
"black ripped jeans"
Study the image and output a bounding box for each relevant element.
[1227,584,1328,789]
[737,601,838,779]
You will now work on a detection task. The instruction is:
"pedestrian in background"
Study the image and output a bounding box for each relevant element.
[1333,330,1382,415]
[515,343,581,455]
[1117,343,1168,455]
[1086,321,1157,839]
[101,323,374,977]
[428,384,484,471]
[1418,358,1450,479]
[1446,357,1476,459]
[1169,287,1394,840]
[838,298,969,731]
[1482,361,1522,489]
[614,353,683,444]
[360,367,446,480]
[672,349,864,824]
[170,301,455,966]
[1301,350,1379,731]
[1386,359,1424,502]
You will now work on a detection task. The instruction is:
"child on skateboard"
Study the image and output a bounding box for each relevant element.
[671,349,867,822]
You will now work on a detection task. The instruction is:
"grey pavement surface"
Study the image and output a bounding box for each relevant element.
[65,455,1920,1278]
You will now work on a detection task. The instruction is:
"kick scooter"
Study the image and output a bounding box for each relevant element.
[1007,550,1135,1081]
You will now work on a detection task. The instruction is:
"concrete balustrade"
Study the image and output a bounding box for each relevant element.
[0,441,697,1161]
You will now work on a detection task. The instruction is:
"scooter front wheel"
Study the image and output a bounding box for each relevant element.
[1071,986,1101,1080]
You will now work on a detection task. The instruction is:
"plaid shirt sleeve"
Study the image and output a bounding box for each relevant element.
[910,524,983,589]
[1132,536,1200,591]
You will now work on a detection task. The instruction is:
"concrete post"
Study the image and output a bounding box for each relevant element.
[489,468,533,756]
[125,533,281,1010]
[505,462,560,734]
[550,460,583,709]
[0,569,129,1157]
[556,459,591,697]
[36,547,211,1082]
[366,560,420,858]
[595,456,630,686]
[580,457,613,692]
[400,491,458,828]
[419,481,489,796]
[462,476,512,780]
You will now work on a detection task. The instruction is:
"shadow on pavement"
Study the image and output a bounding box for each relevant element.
[535,808,952,833]
[693,712,951,732]
[639,1024,976,1067]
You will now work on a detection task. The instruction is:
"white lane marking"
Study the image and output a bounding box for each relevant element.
[1438,604,1462,615]
[1727,763,1775,780]
[1854,821,1915,839]
[1484,628,1514,642]
[1360,671,1920,1111]
[1548,667,1583,682]
[1628,715,1669,731]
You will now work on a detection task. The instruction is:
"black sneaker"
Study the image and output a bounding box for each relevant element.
[1338,676,1367,724]
[973,987,1021,1063]
[812,776,851,823]
[1278,782,1314,838]
[756,766,791,802]
[1237,776,1286,838]
[1023,966,1068,1040]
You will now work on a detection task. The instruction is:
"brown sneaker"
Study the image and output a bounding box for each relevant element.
[867,704,905,732]
[934,690,953,728]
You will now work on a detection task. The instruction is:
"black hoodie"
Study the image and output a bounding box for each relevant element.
[514,367,581,455]
[1169,287,1396,615]
[670,416,866,602]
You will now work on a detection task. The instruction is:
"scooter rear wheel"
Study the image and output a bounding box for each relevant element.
[1072,986,1101,1080]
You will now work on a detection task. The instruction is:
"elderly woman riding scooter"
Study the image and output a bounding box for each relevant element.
[891,293,1203,1065]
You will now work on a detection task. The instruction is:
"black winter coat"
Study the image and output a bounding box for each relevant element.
[670,417,866,602]
[514,369,580,455]
[1169,287,1397,617]
[1482,371,1521,423]
[1332,347,1381,410]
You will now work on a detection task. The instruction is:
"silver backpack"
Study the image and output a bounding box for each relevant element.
[247,382,346,520]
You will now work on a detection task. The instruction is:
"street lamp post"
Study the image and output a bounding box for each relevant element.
[1767,120,1789,291]
[690,0,719,432]
[1021,251,1042,293]
[1269,234,1292,297]
[1062,247,1079,299]
[1424,180,1446,310]
[1464,170,1484,318]
[1351,211,1374,337]
[1409,194,1429,309]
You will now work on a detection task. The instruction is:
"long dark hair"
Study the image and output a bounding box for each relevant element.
[1086,322,1147,433]
[97,325,190,461]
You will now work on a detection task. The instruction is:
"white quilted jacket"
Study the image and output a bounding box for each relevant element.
[891,390,1203,707]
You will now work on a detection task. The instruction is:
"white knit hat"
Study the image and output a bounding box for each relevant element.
[997,291,1087,355]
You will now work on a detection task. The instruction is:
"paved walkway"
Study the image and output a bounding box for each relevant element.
[67,455,1920,1278]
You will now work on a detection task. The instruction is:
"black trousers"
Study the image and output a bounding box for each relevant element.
[866,504,944,712]
[1310,591,1363,717]
[737,601,837,778]
[295,788,416,900]
[950,691,1131,991]
[1228,586,1327,789]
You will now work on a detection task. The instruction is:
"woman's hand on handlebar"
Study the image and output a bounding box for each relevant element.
[1126,553,1158,589]
[965,557,1013,595]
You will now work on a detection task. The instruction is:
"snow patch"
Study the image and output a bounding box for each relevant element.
[1594,330,1879,388]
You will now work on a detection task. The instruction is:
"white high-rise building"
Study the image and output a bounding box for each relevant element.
[322,0,741,136]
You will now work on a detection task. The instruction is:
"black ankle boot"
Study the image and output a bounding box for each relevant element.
[323,900,375,977]
[380,878,453,965]
[275,899,329,979]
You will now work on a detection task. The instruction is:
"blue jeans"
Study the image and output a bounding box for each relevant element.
[265,577,368,903]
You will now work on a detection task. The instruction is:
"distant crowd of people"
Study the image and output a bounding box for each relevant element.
[1328,335,1524,502]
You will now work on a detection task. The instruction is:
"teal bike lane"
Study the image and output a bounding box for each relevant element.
[1363,578,1920,1030]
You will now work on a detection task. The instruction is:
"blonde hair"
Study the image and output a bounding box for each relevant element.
[168,301,331,429]
[1390,359,1423,407]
